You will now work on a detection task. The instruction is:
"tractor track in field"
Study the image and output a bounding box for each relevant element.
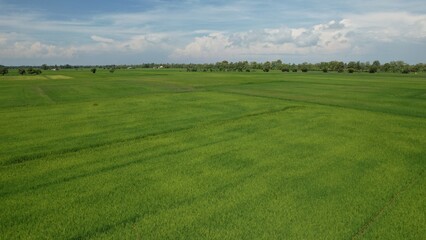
[351,170,424,239]
[214,90,426,119]
[68,166,271,240]
[69,214,141,240]
[33,86,55,103]
[0,137,236,197]
[1,105,301,167]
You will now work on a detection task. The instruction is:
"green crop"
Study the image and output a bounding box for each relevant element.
[1,69,425,239]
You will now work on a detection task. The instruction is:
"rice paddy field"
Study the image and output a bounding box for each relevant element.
[0,69,425,239]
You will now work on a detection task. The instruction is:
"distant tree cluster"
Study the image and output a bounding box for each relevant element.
[1,61,424,77]
[27,68,42,75]
[0,65,8,76]
[139,60,425,74]
[301,60,423,74]
[16,68,42,75]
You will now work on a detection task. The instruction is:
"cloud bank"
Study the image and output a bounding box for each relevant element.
[0,0,425,65]
[172,12,426,62]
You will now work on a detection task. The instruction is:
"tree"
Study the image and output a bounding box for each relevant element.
[109,68,115,73]
[272,59,283,70]
[355,61,362,71]
[263,61,271,72]
[319,62,329,71]
[372,60,381,71]
[281,67,290,72]
[382,63,391,72]
[91,68,97,74]
[333,61,345,72]
[348,68,355,73]
[299,62,310,72]
[235,61,248,72]
[412,63,425,73]
[368,66,378,73]
[392,61,408,72]
[364,61,371,72]
[41,64,49,70]
[322,68,328,73]
[219,60,229,71]
[18,68,26,75]
[347,61,357,70]
[0,66,8,76]
[27,68,42,75]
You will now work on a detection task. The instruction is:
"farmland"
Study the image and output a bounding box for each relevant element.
[0,69,425,239]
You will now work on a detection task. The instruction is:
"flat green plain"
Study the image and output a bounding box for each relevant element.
[0,69,425,239]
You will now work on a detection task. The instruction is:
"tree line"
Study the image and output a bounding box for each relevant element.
[0,66,42,76]
[170,60,425,73]
[138,60,425,73]
[1,60,425,76]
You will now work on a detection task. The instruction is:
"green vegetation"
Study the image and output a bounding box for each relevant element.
[27,68,42,75]
[20,60,426,74]
[18,68,26,75]
[0,66,8,76]
[0,69,425,239]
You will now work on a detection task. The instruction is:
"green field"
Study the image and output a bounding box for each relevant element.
[0,69,425,239]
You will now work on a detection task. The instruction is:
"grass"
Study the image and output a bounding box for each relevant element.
[0,69,425,239]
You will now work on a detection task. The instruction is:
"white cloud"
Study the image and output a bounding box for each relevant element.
[172,33,234,61]
[293,30,320,47]
[0,41,76,59]
[91,35,115,43]
[119,33,170,51]
[170,19,352,61]
[0,35,7,45]
[346,12,426,42]
[230,28,293,47]
[0,32,173,61]
[171,11,426,62]
[0,1,424,65]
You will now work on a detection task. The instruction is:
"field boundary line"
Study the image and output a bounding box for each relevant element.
[215,90,426,119]
[0,90,198,113]
[351,170,424,239]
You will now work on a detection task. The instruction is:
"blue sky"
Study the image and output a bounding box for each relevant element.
[0,0,425,65]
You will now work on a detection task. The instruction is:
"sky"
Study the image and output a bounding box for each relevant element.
[0,0,425,65]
